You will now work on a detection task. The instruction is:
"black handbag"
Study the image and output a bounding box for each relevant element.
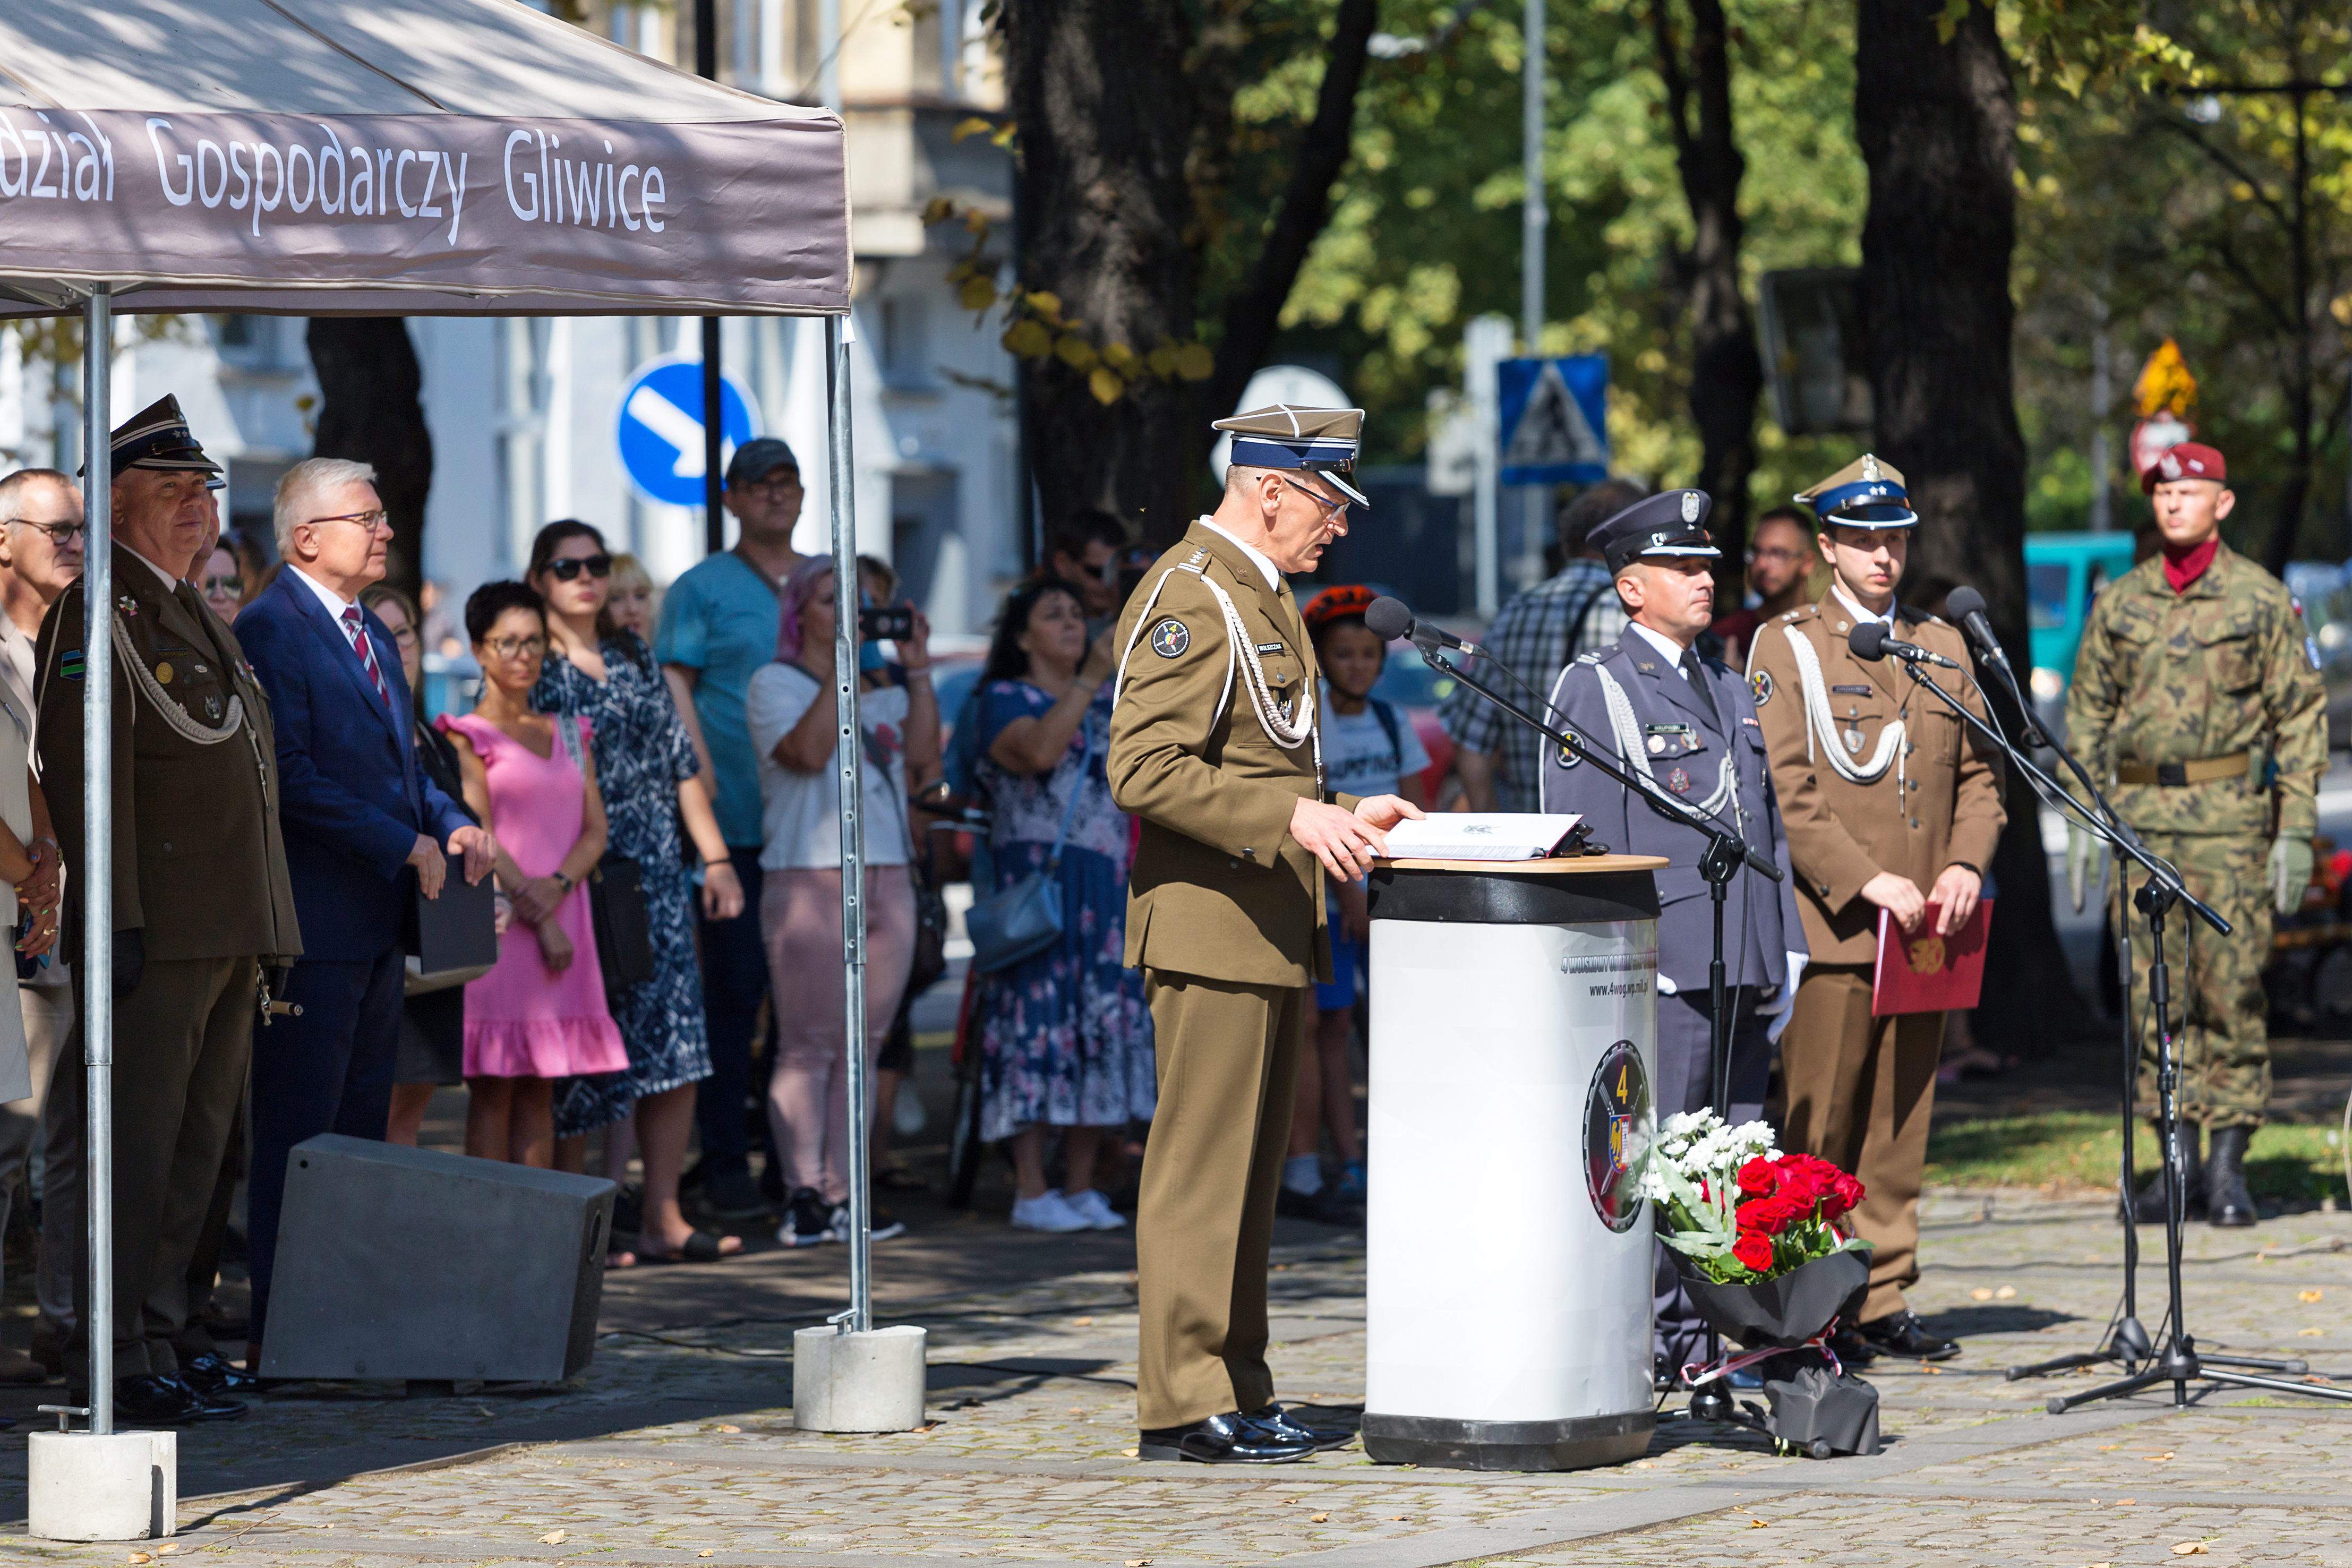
[907,849,950,997]
[554,715,656,997]
[588,852,657,995]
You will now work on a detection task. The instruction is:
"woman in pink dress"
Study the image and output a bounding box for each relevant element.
[438,581,628,1168]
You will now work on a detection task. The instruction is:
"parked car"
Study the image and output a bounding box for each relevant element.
[2023,532,2140,743]
[2281,560,2352,751]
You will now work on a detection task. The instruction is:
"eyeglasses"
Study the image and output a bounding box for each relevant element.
[7,519,84,545]
[483,635,547,660]
[735,474,803,499]
[544,554,613,582]
[200,575,244,598]
[383,623,420,649]
[305,509,392,533]
[1280,476,1350,524]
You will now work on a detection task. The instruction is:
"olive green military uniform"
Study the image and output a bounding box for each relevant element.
[1748,590,2007,1323]
[2063,542,2325,1131]
[39,545,302,1381]
[1108,520,1360,1431]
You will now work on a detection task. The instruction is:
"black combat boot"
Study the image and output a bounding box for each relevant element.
[2204,1125,2259,1228]
[2128,1123,2202,1223]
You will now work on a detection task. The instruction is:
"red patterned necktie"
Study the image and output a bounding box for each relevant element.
[341,605,391,706]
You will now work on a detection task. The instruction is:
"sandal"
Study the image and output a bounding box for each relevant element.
[637,1229,742,1264]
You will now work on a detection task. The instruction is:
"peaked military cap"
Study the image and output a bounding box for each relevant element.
[1214,404,1370,507]
[96,394,221,480]
[1796,452,1915,528]
[1591,489,1720,575]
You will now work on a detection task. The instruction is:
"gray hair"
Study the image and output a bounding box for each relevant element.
[274,457,379,553]
[0,468,75,527]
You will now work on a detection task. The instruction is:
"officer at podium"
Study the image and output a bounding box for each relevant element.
[1538,489,1804,1380]
[1109,405,1422,1464]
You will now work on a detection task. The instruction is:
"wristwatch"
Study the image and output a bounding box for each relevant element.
[551,871,575,895]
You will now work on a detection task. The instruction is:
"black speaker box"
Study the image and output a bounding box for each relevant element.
[260,1134,614,1382]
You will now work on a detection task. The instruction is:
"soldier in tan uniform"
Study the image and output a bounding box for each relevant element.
[1110,406,1421,1463]
[2063,442,2325,1228]
[1746,455,2006,1361]
[40,397,302,1425]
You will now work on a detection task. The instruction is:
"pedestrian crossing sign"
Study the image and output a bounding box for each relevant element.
[1498,355,1610,485]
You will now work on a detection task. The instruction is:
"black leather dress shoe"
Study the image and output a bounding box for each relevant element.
[1825,1325,1879,1367]
[179,1351,259,1398]
[1854,1310,1960,1362]
[1249,1401,1354,1451]
[116,1372,247,1425]
[1138,1410,1314,1463]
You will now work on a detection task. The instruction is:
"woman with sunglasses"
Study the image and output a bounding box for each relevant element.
[527,521,745,1264]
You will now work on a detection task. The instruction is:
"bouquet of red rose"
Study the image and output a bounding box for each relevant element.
[1645,1113,1867,1286]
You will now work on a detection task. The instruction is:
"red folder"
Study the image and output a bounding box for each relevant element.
[1871,899,1994,1016]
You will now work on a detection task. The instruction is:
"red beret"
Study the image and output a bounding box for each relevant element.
[2142,442,2227,495]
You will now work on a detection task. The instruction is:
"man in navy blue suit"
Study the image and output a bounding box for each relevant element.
[234,457,493,1369]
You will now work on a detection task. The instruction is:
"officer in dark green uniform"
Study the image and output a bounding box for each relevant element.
[41,396,302,1424]
[2064,442,2325,1228]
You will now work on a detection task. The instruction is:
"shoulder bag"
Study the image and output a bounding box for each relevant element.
[555,715,657,995]
[964,732,1093,975]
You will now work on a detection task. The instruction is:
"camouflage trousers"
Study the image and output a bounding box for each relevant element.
[2120,832,2271,1130]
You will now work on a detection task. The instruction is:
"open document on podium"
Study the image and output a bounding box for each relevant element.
[1379,813,1587,861]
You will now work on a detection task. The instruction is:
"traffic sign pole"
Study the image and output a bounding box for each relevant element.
[703,321,724,552]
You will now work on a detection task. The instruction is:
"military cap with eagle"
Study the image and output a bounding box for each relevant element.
[1213,404,1370,507]
[91,393,223,483]
[1590,488,1720,575]
[1796,452,1917,528]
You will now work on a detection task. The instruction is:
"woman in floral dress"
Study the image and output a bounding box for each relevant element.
[529,520,747,1263]
[972,580,1154,1232]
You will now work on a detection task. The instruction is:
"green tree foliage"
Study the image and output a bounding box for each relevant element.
[2011,4,2352,563]
[1243,0,1871,512]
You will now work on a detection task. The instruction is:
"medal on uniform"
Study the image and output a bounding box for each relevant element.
[1667,767,1691,794]
[1646,734,1666,755]
[155,662,174,684]
[117,595,138,617]
[1842,725,1865,755]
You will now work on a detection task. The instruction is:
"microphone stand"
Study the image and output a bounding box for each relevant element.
[1420,645,1782,1121]
[1881,656,2350,1413]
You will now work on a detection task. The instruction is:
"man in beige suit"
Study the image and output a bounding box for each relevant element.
[1746,455,2005,1363]
[1109,406,1421,1463]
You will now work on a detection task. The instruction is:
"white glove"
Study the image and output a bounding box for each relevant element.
[2270,835,2316,919]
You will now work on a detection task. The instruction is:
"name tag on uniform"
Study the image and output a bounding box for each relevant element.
[1833,683,1873,696]
[1643,722,1699,756]
[1256,642,1284,654]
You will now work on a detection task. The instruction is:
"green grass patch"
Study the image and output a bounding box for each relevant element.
[1924,1111,2349,1201]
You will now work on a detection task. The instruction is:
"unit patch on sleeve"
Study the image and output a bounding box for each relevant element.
[1750,670,1773,706]
[1149,618,1191,659]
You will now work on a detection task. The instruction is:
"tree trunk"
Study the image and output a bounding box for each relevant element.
[1202,0,1381,443]
[1000,0,1199,546]
[1855,0,2088,1043]
[1652,0,1761,592]
[305,318,432,603]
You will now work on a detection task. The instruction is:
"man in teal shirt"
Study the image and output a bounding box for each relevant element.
[658,437,805,1218]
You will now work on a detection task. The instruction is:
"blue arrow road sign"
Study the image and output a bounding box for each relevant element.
[615,355,761,508]
[1497,355,1609,486]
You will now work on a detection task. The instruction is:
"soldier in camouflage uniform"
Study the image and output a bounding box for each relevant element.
[2063,442,2325,1229]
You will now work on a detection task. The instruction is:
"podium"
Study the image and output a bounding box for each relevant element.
[1359,854,1665,1471]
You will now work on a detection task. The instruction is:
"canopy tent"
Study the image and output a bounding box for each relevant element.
[1,0,882,1485]
[0,0,850,315]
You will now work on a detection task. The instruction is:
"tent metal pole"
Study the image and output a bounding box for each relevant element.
[81,285,115,1434]
[702,319,724,552]
[826,312,871,1333]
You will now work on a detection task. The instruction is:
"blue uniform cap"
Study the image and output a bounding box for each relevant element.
[1590,489,1721,575]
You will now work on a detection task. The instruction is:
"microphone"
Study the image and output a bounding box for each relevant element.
[1848,621,1958,669]
[1366,596,1479,656]
[1945,585,2047,744]
[1943,587,2014,676]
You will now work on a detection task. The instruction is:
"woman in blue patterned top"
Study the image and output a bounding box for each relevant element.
[972,580,1155,1233]
[529,521,746,1264]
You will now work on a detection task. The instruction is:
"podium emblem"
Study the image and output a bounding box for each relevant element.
[1583,1039,1652,1234]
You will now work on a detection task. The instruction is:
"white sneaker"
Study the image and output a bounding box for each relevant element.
[1063,1188,1127,1230]
[1010,1189,1091,1232]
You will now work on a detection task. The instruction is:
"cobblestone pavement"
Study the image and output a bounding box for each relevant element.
[5,1190,2350,1566]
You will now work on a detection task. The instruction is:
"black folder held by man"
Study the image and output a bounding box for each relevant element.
[408,868,499,995]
